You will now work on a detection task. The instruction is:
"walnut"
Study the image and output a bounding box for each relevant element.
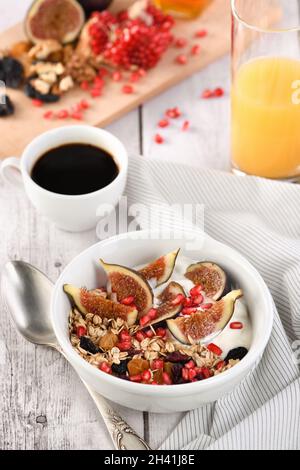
[59,75,74,92]
[30,61,65,76]
[65,52,97,83]
[40,71,57,85]
[28,40,62,60]
[32,78,51,95]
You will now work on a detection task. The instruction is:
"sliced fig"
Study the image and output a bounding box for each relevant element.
[139,249,180,287]
[99,260,153,317]
[63,284,138,326]
[185,262,228,300]
[143,282,185,328]
[167,290,243,345]
[25,0,85,45]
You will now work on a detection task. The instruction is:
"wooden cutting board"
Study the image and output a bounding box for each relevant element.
[0,0,276,159]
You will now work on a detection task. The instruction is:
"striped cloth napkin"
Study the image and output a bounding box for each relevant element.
[125,155,300,451]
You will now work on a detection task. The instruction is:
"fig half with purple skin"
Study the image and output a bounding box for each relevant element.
[167,290,243,345]
[99,260,153,317]
[139,249,180,287]
[185,262,228,300]
[25,0,85,44]
[63,284,138,326]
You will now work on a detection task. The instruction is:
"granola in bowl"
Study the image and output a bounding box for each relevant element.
[65,250,252,385]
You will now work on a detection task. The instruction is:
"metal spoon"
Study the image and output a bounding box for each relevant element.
[2,260,151,450]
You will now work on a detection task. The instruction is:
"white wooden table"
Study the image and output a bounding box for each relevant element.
[0,0,230,450]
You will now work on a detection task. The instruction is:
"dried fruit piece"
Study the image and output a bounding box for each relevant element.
[139,249,179,287]
[127,358,149,376]
[167,290,243,345]
[0,57,24,89]
[24,81,60,103]
[99,331,118,351]
[0,95,15,117]
[99,260,153,317]
[79,336,100,354]
[225,347,248,362]
[25,0,85,44]
[63,284,138,325]
[185,262,228,300]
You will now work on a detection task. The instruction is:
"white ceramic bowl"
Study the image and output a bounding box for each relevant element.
[51,230,273,413]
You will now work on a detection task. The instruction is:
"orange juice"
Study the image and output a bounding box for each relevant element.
[232,57,300,179]
[154,0,211,19]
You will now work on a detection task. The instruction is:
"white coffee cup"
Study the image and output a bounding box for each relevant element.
[0,126,128,232]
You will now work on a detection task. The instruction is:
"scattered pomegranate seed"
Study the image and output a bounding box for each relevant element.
[79,99,90,110]
[32,99,43,107]
[185,360,196,370]
[117,341,132,352]
[112,71,123,82]
[154,134,164,144]
[152,359,164,370]
[130,374,142,382]
[183,297,193,307]
[43,110,54,120]
[99,362,112,374]
[147,308,158,320]
[182,307,197,315]
[163,372,172,385]
[192,294,204,306]
[176,54,188,65]
[151,381,159,385]
[182,368,189,381]
[135,331,146,342]
[190,285,203,297]
[158,118,170,128]
[91,88,102,98]
[195,29,207,38]
[175,37,187,48]
[201,367,212,379]
[188,369,197,380]
[191,44,201,56]
[76,326,87,337]
[71,111,83,120]
[156,327,166,338]
[207,343,223,356]
[140,315,150,327]
[166,107,181,119]
[201,303,213,310]
[130,72,141,83]
[98,67,110,78]
[171,294,185,306]
[121,296,135,305]
[182,120,190,131]
[214,87,225,97]
[142,369,151,382]
[145,329,155,338]
[230,322,244,330]
[94,76,105,88]
[216,361,226,371]
[119,329,131,341]
[202,89,214,99]
[57,109,69,119]
[138,68,146,77]
[80,80,90,91]
[122,85,134,94]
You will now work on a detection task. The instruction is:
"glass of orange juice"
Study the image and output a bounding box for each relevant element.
[231,0,300,180]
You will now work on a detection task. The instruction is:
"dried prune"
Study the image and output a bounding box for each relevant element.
[79,336,100,354]
[112,359,130,376]
[225,347,248,362]
[0,95,14,117]
[165,351,191,363]
[24,81,60,103]
[0,57,24,89]
[171,363,184,384]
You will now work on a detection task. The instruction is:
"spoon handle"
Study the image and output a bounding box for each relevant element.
[82,380,151,450]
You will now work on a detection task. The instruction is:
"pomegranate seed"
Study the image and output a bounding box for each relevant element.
[191,44,201,56]
[190,285,203,297]
[94,76,104,88]
[138,68,146,77]
[175,37,187,48]
[130,374,142,382]
[122,85,134,94]
[202,89,214,99]
[151,381,159,385]
[156,327,167,338]
[207,343,223,356]
[171,294,185,306]
[112,71,123,82]
[119,329,131,341]
[176,54,187,65]
[80,80,90,91]
[185,360,195,370]
[201,303,213,310]
[130,72,140,83]
[117,341,132,352]
[173,106,182,117]
[230,322,244,330]
[216,361,225,371]
[213,87,224,97]
[192,294,204,306]
[195,29,207,38]
[78,99,90,110]
[162,372,172,385]
[201,367,212,379]
[188,369,197,380]
[155,134,164,144]
[98,67,109,77]
[145,329,155,338]
[182,368,189,381]
[76,326,87,337]
[158,118,170,128]
[182,120,190,131]
[140,315,150,327]
[182,307,197,315]
[57,109,69,119]
[43,110,54,120]
[183,297,193,307]
[152,359,164,370]
[99,362,112,374]
[121,296,135,305]
[32,99,43,107]
[71,111,83,121]
[135,331,146,342]
[141,369,151,382]
[91,88,102,98]
[194,367,203,375]
[147,308,158,320]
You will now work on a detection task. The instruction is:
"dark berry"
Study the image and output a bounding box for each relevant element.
[171,363,184,384]
[165,352,191,363]
[112,359,130,376]
[225,347,248,362]
[0,95,14,117]
[79,336,100,354]
[24,81,60,103]
[0,57,24,89]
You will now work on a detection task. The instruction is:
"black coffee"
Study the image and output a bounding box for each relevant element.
[31,143,119,195]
